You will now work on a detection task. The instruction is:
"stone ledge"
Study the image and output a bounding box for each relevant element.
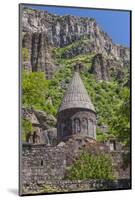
[22,179,131,195]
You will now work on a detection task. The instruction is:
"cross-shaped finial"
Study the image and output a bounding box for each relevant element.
[73,62,83,72]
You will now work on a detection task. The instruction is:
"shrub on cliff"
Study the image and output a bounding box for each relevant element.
[22,71,58,116]
[108,87,130,146]
[22,118,33,141]
[22,71,48,108]
[66,152,115,180]
[22,48,29,61]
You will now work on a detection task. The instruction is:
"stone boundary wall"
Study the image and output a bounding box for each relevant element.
[21,143,130,184]
[21,144,66,185]
[45,179,131,191]
[22,179,131,194]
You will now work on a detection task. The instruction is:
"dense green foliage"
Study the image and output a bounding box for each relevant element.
[22,71,56,115]
[66,152,115,180]
[22,39,130,145]
[22,48,29,61]
[22,118,33,141]
[22,71,47,108]
[108,87,130,146]
[52,38,90,59]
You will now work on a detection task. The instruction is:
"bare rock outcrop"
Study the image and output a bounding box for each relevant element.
[22,107,57,145]
[21,7,130,79]
[90,54,110,81]
[22,32,57,79]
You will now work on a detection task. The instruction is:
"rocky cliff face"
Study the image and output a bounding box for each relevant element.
[22,32,57,79]
[22,107,57,145]
[21,7,130,79]
[90,54,111,81]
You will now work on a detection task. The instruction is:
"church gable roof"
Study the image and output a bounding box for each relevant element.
[58,71,95,113]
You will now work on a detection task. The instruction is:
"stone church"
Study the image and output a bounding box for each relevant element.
[57,64,96,143]
[21,64,130,194]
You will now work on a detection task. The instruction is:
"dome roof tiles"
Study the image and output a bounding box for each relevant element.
[58,72,95,113]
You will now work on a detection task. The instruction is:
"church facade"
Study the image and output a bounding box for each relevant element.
[57,65,96,143]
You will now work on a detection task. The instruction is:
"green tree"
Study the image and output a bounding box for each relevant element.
[22,71,48,110]
[22,48,29,61]
[22,118,33,142]
[66,152,115,180]
[109,87,130,146]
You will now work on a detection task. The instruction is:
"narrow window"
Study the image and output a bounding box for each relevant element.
[74,118,81,134]
[110,140,116,151]
[33,131,37,144]
[41,159,43,166]
[82,118,88,135]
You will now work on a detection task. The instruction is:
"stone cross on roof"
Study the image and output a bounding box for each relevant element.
[73,62,84,72]
[58,63,96,113]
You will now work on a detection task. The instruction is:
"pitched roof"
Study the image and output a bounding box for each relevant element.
[58,72,96,113]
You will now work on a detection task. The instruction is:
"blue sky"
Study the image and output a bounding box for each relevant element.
[26,5,130,47]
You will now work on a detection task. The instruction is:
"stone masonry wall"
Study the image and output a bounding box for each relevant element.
[21,142,130,194]
[21,144,66,186]
[57,108,96,142]
[22,179,131,194]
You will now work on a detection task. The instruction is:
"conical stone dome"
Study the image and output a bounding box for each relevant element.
[58,72,95,113]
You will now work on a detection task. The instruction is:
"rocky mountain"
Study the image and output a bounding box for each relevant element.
[21,7,130,145]
[21,7,130,80]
